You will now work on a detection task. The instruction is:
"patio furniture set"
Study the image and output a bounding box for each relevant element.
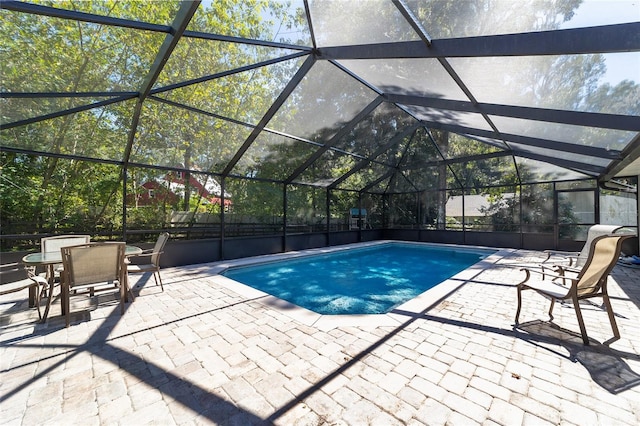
[1,233,168,327]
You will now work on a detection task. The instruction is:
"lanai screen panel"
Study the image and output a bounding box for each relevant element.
[28,0,183,24]
[448,156,519,189]
[336,161,395,191]
[1,13,165,94]
[294,149,357,187]
[155,57,307,127]
[507,143,611,169]
[308,0,419,46]
[431,133,505,160]
[403,106,494,133]
[1,100,135,161]
[339,59,468,100]
[231,132,319,181]
[329,103,420,158]
[449,54,640,114]
[393,127,443,166]
[130,99,254,173]
[403,165,443,192]
[267,61,379,141]
[2,96,124,128]
[490,116,635,152]
[153,38,303,90]
[404,0,640,38]
[186,0,312,46]
[515,157,592,183]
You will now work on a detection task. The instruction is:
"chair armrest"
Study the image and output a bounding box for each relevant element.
[555,265,581,275]
[30,275,48,286]
[541,249,578,264]
[130,250,163,258]
[519,267,568,283]
[0,275,46,296]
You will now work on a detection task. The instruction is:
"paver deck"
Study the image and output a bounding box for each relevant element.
[1,246,639,425]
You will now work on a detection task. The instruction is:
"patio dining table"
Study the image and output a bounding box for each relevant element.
[22,244,142,322]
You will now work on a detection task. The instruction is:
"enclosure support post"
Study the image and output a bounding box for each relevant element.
[326,189,331,246]
[358,192,363,242]
[220,177,226,260]
[462,192,466,244]
[519,184,523,249]
[595,184,601,226]
[283,184,288,252]
[122,167,128,241]
[553,182,559,249]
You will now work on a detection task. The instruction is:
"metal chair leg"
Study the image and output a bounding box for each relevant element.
[571,294,590,345]
[514,285,523,325]
[602,293,620,345]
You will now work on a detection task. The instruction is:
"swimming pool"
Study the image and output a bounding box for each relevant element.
[222,242,495,315]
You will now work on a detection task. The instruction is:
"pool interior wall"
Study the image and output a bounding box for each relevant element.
[221,242,495,316]
[200,241,512,330]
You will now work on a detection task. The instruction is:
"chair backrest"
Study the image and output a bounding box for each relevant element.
[42,235,91,254]
[575,234,631,297]
[61,242,125,288]
[575,225,623,267]
[150,232,169,266]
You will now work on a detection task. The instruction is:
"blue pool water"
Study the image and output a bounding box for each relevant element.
[222,243,493,315]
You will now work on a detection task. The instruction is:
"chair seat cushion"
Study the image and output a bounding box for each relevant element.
[523,279,571,299]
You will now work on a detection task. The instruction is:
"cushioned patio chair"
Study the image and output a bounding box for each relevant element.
[60,242,126,327]
[127,232,169,292]
[515,233,633,345]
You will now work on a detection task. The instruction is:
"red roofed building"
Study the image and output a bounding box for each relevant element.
[131,171,231,210]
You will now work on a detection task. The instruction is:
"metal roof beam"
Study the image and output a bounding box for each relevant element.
[123,1,200,165]
[150,52,309,95]
[601,133,640,180]
[1,92,138,99]
[317,22,640,59]
[399,151,513,170]
[392,0,432,46]
[511,151,604,175]
[303,0,318,50]
[183,31,313,52]
[1,0,171,33]
[386,94,640,132]
[1,95,137,130]
[419,121,621,159]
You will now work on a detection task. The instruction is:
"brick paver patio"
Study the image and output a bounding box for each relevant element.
[1,246,639,425]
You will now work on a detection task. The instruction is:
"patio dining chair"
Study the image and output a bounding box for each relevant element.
[126,232,169,292]
[60,242,126,327]
[38,235,91,319]
[515,233,633,345]
[41,234,91,279]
